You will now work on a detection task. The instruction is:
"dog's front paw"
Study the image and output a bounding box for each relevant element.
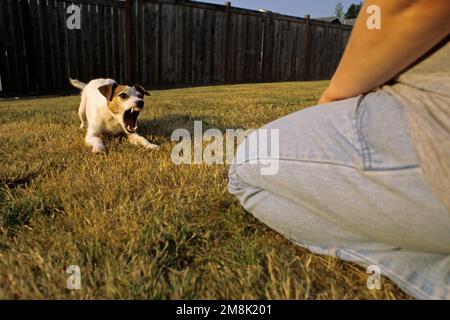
[144,143,160,151]
[92,145,107,154]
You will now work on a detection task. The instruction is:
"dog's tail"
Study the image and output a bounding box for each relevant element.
[69,78,86,90]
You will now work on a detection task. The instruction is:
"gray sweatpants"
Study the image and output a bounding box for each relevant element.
[228,91,450,300]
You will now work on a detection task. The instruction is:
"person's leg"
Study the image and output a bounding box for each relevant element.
[228,91,450,299]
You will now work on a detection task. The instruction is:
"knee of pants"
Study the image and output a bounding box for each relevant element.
[228,124,283,210]
[228,162,257,211]
[228,133,268,212]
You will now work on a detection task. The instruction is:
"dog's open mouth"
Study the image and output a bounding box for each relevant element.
[123,108,140,133]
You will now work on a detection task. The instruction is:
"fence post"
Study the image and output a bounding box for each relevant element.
[259,12,266,82]
[124,0,133,84]
[157,1,163,84]
[223,1,231,82]
[303,14,311,81]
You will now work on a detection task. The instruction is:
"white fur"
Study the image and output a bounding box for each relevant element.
[70,78,159,154]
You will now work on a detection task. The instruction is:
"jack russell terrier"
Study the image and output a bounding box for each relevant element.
[70,78,159,153]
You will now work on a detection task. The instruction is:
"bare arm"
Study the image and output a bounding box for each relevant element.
[319,0,450,104]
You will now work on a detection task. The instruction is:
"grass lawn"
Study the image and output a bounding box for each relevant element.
[0,81,410,299]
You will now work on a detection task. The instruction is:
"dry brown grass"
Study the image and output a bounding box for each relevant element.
[0,81,411,299]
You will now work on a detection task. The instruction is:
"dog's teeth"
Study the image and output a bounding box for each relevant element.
[131,109,134,113]
[126,125,137,132]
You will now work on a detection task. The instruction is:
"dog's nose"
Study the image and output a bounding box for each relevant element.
[136,100,144,109]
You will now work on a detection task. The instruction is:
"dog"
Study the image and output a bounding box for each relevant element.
[70,78,159,153]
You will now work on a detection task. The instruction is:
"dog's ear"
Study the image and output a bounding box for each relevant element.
[134,84,151,96]
[98,83,118,101]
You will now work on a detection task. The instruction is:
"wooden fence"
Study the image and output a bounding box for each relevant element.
[0,0,352,96]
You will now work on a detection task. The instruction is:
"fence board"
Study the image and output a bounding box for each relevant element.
[15,0,29,91]
[0,0,10,92]
[4,0,21,91]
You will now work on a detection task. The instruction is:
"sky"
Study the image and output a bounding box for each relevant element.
[197,0,359,18]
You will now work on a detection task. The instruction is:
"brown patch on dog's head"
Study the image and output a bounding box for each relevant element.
[106,85,131,114]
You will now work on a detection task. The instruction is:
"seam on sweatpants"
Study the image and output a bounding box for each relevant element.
[355,95,372,170]
[232,157,419,172]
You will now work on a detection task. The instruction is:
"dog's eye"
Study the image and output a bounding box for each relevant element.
[119,93,129,99]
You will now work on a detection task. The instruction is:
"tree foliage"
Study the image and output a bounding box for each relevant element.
[345,2,363,19]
